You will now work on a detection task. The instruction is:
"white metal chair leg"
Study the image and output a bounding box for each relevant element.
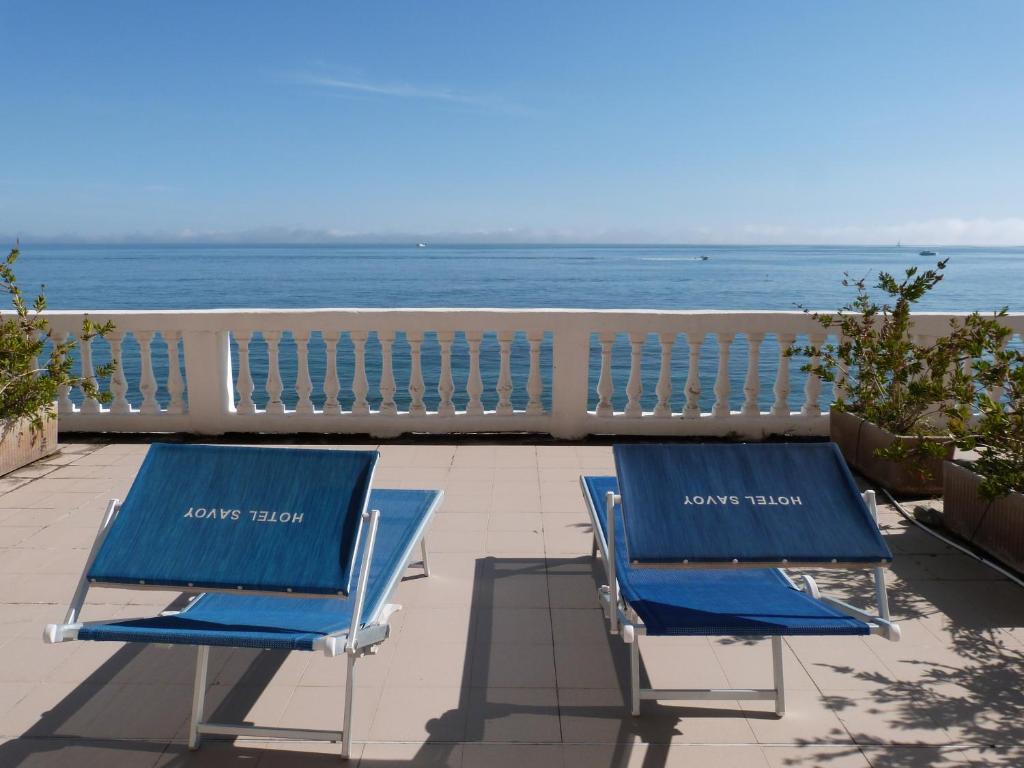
[771,636,786,716]
[189,645,210,750]
[340,652,357,759]
[420,537,431,577]
[630,634,641,716]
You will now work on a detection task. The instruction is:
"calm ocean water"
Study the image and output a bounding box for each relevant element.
[18,244,1024,415]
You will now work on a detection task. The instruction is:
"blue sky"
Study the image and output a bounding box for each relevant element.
[2,1,1023,244]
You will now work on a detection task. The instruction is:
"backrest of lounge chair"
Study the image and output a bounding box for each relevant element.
[613,443,892,568]
[88,444,378,596]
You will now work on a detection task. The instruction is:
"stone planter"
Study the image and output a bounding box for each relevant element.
[0,406,58,477]
[829,409,953,497]
[942,460,1024,573]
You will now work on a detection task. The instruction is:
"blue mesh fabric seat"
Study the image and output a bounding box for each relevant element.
[582,476,870,636]
[78,489,437,650]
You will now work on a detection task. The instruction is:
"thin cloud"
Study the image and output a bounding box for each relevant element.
[287,72,530,114]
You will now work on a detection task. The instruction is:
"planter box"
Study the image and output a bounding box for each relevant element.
[829,409,952,497]
[943,461,1024,573]
[0,406,58,477]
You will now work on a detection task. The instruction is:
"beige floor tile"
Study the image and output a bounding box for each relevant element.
[428,530,488,554]
[485,530,545,555]
[859,745,977,766]
[464,686,561,742]
[553,641,622,689]
[551,608,609,646]
[711,639,818,691]
[388,641,470,688]
[357,742,462,767]
[558,686,757,745]
[280,684,381,735]
[487,513,543,531]
[397,606,475,645]
[0,736,174,767]
[471,642,556,688]
[462,743,562,768]
[368,686,466,742]
[785,637,899,691]
[637,639,732,690]
[474,608,552,645]
[431,512,488,532]
[741,688,852,745]
[821,690,953,746]
[565,743,770,768]
[761,745,871,767]
[300,646,393,688]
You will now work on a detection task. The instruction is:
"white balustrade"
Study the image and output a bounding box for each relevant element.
[322,331,342,415]
[349,331,369,416]
[136,331,159,415]
[234,331,255,415]
[33,309,1020,440]
[683,333,701,418]
[407,331,426,417]
[624,332,644,417]
[653,332,673,418]
[496,331,514,416]
[712,332,734,418]
[294,332,314,415]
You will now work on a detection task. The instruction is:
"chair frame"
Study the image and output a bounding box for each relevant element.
[45,492,438,760]
[581,480,900,717]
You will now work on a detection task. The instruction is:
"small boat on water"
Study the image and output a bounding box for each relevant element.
[700,255,710,261]
[919,250,937,256]
[417,242,427,248]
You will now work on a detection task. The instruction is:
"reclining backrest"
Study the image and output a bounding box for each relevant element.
[87,444,378,596]
[613,443,892,569]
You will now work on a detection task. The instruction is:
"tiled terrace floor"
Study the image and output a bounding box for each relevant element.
[1,440,1022,768]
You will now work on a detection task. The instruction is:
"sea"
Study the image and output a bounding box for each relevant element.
[15,243,1024,415]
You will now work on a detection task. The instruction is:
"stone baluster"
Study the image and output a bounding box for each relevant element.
[466,331,484,416]
[496,331,514,415]
[55,331,74,414]
[801,331,826,417]
[437,331,455,417]
[596,332,615,417]
[263,331,285,415]
[293,332,314,415]
[232,331,255,415]
[350,331,370,416]
[833,333,848,401]
[322,330,341,415]
[625,332,645,417]
[408,330,426,416]
[108,331,130,414]
[378,331,397,416]
[526,330,544,415]
[653,332,674,417]
[684,333,702,418]
[712,332,734,418]
[741,332,764,417]
[165,331,186,415]
[136,331,159,414]
[79,333,101,414]
[772,332,795,417]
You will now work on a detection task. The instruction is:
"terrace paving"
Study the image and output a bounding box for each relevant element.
[0,439,1021,767]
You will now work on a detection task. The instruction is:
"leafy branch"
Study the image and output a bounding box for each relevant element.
[1,244,116,437]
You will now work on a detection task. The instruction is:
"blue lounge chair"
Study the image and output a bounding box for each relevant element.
[44,444,441,759]
[580,443,900,716]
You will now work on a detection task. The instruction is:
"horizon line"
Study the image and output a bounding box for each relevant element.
[7,240,1023,249]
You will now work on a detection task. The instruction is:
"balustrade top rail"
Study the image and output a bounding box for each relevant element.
[34,308,1024,439]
